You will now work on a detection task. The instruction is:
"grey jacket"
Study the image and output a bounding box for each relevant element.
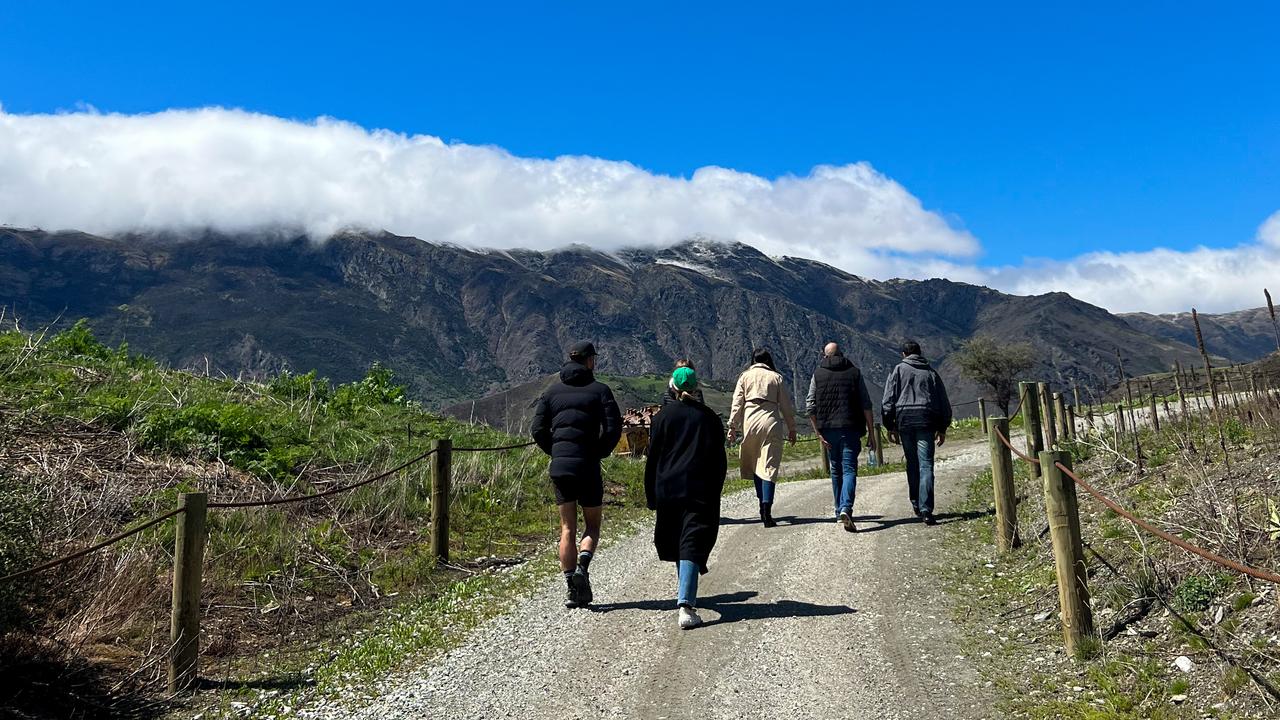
[880,355,952,432]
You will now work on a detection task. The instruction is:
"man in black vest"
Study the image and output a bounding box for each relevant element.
[532,341,623,608]
[806,342,875,532]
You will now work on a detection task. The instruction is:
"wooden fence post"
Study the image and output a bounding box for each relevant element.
[169,492,207,694]
[431,438,452,563]
[1019,382,1044,477]
[1148,390,1160,432]
[1041,451,1094,657]
[1038,381,1057,450]
[873,423,885,466]
[1053,392,1069,443]
[1067,405,1076,439]
[988,417,1020,552]
[978,398,988,435]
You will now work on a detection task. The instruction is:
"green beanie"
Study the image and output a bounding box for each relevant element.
[672,366,698,392]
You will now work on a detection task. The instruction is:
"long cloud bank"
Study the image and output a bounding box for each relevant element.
[0,106,1275,314]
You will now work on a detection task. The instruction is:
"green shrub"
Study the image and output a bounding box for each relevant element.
[329,363,407,417]
[269,369,333,403]
[1173,573,1232,612]
[47,319,112,360]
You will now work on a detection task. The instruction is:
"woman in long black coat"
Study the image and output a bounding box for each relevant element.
[644,366,727,629]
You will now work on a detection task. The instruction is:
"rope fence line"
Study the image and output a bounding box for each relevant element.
[1,437,544,585]
[0,507,186,583]
[452,440,538,452]
[207,447,440,509]
[988,371,1280,653]
[1053,461,1280,586]
[995,426,1041,465]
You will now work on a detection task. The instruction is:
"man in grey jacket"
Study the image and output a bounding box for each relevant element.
[881,341,952,525]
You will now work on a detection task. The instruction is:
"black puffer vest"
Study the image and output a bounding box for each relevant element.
[813,354,865,434]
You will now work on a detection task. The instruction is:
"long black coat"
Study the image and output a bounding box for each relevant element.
[531,362,623,481]
[644,394,727,572]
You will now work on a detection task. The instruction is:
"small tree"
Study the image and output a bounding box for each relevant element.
[954,336,1035,415]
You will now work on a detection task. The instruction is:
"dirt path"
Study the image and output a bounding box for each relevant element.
[307,438,995,720]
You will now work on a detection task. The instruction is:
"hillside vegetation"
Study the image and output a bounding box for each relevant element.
[0,320,652,718]
[944,371,1280,718]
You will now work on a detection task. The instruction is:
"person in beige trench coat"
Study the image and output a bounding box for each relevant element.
[727,349,797,527]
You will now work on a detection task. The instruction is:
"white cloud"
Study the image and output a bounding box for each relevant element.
[979,213,1280,314]
[0,105,1274,315]
[0,106,978,267]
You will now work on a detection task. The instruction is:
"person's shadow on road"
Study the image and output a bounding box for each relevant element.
[589,591,856,626]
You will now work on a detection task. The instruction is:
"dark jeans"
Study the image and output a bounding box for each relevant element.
[900,428,937,515]
[820,428,860,515]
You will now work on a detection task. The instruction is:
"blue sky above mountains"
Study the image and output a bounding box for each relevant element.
[1,2,1277,313]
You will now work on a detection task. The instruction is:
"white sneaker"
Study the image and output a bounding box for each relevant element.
[678,605,703,630]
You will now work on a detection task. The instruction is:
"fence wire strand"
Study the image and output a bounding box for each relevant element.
[1054,461,1280,586]
[0,507,186,583]
[3,435,544,581]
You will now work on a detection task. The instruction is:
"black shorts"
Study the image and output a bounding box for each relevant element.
[552,473,604,507]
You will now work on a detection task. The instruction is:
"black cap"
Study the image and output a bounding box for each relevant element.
[568,341,597,359]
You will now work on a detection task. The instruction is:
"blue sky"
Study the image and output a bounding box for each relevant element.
[1,2,1278,311]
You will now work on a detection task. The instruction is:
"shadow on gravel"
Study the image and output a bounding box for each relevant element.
[852,507,993,534]
[588,591,856,626]
[720,515,883,527]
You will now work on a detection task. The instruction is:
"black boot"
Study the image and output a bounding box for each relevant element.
[762,502,777,528]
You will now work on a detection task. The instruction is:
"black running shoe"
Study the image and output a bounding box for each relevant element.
[572,568,593,606]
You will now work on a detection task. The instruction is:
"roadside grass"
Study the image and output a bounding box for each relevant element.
[0,321,829,718]
[938,401,1280,719]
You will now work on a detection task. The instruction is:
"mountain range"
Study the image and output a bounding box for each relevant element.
[1,226,1267,419]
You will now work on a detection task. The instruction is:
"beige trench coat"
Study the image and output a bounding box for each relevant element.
[728,363,797,482]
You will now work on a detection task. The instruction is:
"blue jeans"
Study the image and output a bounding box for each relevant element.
[753,475,776,503]
[820,428,861,515]
[677,559,699,608]
[900,428,937,515]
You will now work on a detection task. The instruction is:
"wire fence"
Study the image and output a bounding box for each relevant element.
[0,440,539,584]
[991,412,1280,587]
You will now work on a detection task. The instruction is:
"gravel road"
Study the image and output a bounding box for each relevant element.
[308,438,996,720]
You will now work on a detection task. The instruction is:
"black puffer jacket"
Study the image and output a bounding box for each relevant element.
[531,362,623,479]
[644,394,728,510]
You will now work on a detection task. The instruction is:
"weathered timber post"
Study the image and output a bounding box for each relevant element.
[1053,392,1069,443]
[1267,288,1280,352]
[1192,309,1221,411]
[1038,381,1057,450]
[1041,451,1094,657]
[430,438,453,563]
[988,417,1020,551]
[1067,405,1076,439]
[1019,382,1043,477]
[1148,390,1160,432]
[978,398,988,435]
[169,492,207,693]
[1173,362,1187,420]
[873,423,885,466]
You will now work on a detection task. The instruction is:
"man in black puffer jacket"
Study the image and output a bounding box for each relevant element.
[532,341,622,608]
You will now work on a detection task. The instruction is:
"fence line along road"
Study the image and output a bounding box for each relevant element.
[0,434,546,691]
[985,385,1280,655]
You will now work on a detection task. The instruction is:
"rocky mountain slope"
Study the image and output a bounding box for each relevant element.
[1121,307,1278,364]
[0,227,1227,411]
